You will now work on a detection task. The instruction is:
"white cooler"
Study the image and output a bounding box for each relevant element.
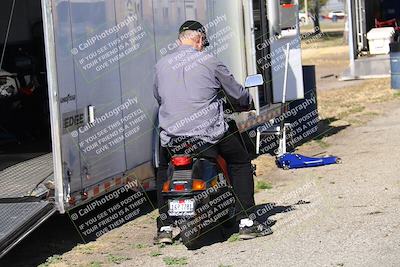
[367,27,395,55]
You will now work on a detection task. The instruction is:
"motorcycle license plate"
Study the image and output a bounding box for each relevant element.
[168,199,195,216]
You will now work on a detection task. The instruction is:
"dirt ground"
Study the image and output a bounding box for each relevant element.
[10,30,400,267]
[301,29,364,91]
[41,83,400,267]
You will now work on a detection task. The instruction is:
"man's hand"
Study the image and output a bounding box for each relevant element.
[249,99,256,111]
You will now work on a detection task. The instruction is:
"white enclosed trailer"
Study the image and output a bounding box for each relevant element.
[0,0,304,257]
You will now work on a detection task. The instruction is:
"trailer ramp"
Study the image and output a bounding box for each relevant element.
[340,54,391,80]
[0,153,53,199]
[0,153,55,258]
[0,202,55,258]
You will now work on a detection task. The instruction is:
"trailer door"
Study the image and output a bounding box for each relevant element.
[42,0,166,207]
[0,0,60,258]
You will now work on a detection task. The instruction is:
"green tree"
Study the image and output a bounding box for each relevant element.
[299,0,329,34]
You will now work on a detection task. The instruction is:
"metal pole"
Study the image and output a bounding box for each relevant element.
[305,0,309,24]
[0,0,16,70]
[278,43,291,156]
[347,0,355,77]
[282,43,290,106]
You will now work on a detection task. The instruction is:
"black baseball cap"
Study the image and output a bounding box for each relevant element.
[179,20,210,47]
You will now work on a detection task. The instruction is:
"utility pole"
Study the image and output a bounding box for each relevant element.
[305,0,309,24]
[313,0,321,34]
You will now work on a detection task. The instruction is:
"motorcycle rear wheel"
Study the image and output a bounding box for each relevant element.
[178,219,202,250]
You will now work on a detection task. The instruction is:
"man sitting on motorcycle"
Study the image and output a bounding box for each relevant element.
[153,20,264,244]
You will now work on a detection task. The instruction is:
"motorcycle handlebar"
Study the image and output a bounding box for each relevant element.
[223,94,255,113]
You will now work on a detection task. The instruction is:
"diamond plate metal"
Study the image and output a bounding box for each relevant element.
[0,202,50,240]
[0,201,54,257]
[0,153,53,198]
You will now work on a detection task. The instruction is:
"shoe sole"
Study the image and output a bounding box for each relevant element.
[155,237,173,244]
[238,233,257,240]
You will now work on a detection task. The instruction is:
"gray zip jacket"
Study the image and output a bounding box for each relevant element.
[153,45,252,146]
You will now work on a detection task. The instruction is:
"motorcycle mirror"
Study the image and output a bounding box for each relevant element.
[244,74,264,88]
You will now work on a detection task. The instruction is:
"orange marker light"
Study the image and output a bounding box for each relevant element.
[192,180,206,191]
[162,181,170,192]
[210,178,218,187]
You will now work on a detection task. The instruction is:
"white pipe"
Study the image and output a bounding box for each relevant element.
[282,43,290,105]
[278,43,290,156]
[347,0,355,77]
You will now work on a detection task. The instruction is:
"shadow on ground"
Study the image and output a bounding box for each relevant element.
[301,30,345,40]
[179,203,295,250]
[315,117,350,139]
[0,193,307,264]
[287,117,350,150]
[0,190,158,267]
[0,214,82,267]
[245,116,350,159]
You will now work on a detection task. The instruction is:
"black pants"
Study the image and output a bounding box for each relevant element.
[156,129,255,229]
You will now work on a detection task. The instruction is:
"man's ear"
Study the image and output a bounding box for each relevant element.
[194,34,200,43]
[197,35,203,49]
